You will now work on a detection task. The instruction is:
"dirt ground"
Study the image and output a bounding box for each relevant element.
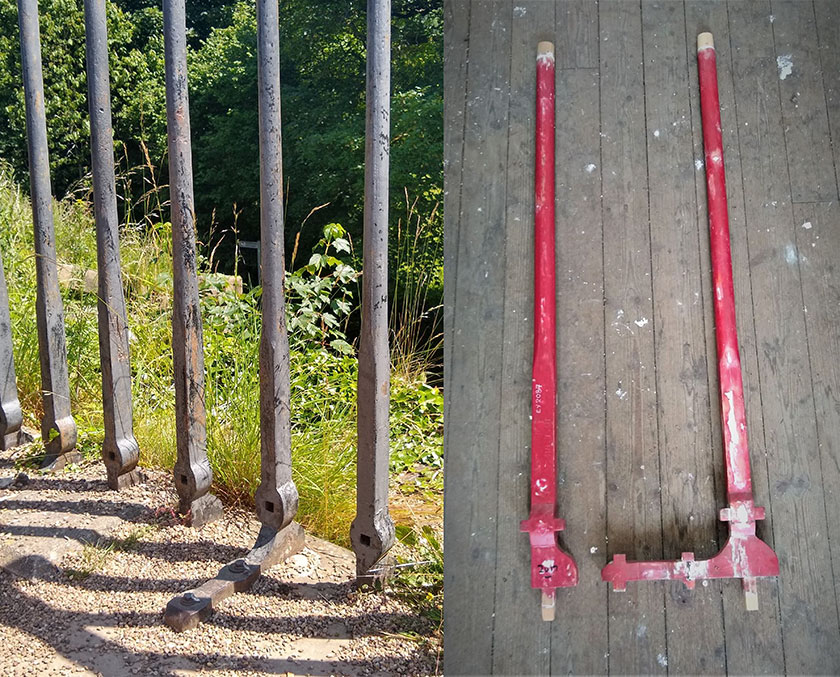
[0,452,441,676]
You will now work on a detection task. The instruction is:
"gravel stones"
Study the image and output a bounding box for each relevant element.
[0,458,439,676]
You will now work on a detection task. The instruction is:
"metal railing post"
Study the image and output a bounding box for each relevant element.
[163,0,222,527]
[17,0,79,468]
[83,0,142,490]
[351,0,396,583]
[254,0,299,532]
[0,252,26,451]
[161,0,306,629]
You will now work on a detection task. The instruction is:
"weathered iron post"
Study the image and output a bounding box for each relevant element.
[163,0,222,526]
[161,0,305,630]
[0,252,27,451]
[253,0,299,533]
[350,0,396,584]
[17,0,79,468]
[83,0,142,490]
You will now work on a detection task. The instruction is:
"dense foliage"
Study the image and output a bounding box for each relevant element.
[0,0,442,303]
[0,164,442,546]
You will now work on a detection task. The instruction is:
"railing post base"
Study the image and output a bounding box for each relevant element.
[180,492,224,529]
[353,553,395,588]
[1,429,32,452]
[350,509,396,582]
[40,449,82,472]
[164,522,305,632]
[107,467,144,491]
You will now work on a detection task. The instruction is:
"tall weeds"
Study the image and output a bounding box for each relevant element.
[0,162,442,551]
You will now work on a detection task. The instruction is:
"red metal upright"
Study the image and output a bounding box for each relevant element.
[520,41,578,622]
[601,32,779,610]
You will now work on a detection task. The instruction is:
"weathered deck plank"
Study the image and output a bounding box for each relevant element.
[641,1,727,672]
[814,0,840,198]
[556,0,599,69]
[598,2,668,673]
[792,199,840,637]
[444,0,840,672]
[442,1,512,673]
[729,0,840,672]
[551,64,608,677]
[771,0,837,203]
[441,0,468,411]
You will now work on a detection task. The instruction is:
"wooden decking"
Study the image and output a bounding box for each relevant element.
[443,0,840,673]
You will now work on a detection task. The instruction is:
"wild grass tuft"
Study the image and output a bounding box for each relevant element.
[0,162,442,556]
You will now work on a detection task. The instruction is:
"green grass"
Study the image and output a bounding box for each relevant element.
[0,162,443,554]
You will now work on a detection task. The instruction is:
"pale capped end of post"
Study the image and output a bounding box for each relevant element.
[541,590,555,622]
[743,577,759,611]
[697,32,714,51]
[537,41,554,61]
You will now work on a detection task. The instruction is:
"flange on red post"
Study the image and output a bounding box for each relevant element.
[520,41,578,622]
[601,32,779,610]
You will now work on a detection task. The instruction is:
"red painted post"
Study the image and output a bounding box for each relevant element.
[520,41,578,622]
[601,33,779,610]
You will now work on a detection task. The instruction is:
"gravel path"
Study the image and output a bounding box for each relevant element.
[0,455,441,676]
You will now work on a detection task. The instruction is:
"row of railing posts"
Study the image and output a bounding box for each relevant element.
[2,0,394,595]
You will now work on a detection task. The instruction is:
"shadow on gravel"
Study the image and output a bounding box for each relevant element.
[0,569,420,676]
[0,497,150,522]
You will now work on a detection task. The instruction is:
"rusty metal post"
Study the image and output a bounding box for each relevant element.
[253,0,299,532]
[83,0,142,490]
[17,0,79,468]
[163,0,222,527]
[161,0,306,629]
[0,252,27,451]
[350,0,396,584]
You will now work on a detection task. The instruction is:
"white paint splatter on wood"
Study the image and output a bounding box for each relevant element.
[777,54,793,80]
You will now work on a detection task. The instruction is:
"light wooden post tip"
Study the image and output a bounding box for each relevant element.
[537,41,554,59]
[743,577,759,611]
[697,32,714,51]
[541,590,555,622]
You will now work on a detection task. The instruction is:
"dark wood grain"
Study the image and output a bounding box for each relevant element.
[642,1,726,671]
[814,0,840,199]
[771,0,837,202]
[599,2,667,673]
[556,0,599,69]
[445,1,840,672]
[729,0,840,671]
[550,63,608,677]
[443,1,512,673]
[792,199,840,639]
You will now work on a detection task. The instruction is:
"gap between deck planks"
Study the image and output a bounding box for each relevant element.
[444,1,840,674]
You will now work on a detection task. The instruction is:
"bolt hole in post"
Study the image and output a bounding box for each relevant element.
[600,33,779,608]
[519,41,578,622]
